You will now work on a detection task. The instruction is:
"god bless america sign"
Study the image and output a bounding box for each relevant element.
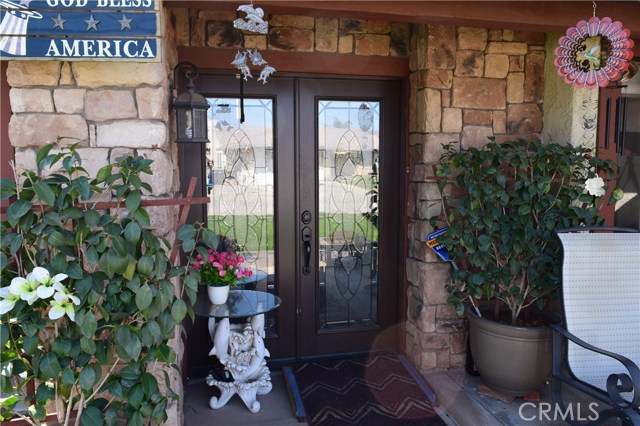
[0,0,160,61]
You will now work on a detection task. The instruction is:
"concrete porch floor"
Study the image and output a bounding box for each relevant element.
[184,367,601,426]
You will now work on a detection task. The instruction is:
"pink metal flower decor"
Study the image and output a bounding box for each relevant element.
[554,16,634,89]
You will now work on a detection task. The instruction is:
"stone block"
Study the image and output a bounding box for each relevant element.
[138,149,175,196]
[206,21,243,48]
[507,72,525,103]
[407,146,422,183]
[463,110,492,125]
[506,104,543,134]
[420,262,451,305]
[53,89,86,114]
[417,182,442,201]
[109,147,136,163]
[136,87,168,121]
[339,19,365,34]
[461,126,493,149]
[457,27,488,51]
[455,50,484,77]
[408,132,423,147]
[435,350,450,369]
[409,296,437,332]
[427,25,456,69]
[316,18,338,53]
[450,332,467,354]
[409,236,432,261]
[418,200,443,226]
[390,23,410,57]
[502,30,514,41]
[437,304,462,320]
[73,62,166,88]
[147,204,178,235]
[484,54,510,78]
[509,55,525,72]
[268,28,314,52]
[367,20,391,34]
[493,110,507,134]
[417,330,450,350]
[450,353,466,368]
[418,89,441,133]
[441,89,451,108]
[13,149,37,176]
[488,29,502,41]
[7,61,60,87]
[338,35,353,54]
[525,52,545,103]
[494,133,540,144]
[355,34,390,56]
[424,133,459,163]
[452,77,506,110]
[85,90,137,121]
[74,148,110,178]
[9,114,88,148]
[419,350,438,371]
[198,10,236,22]
[10,89,53,113]
[412,163,434,182]
[423,69,452,89]
[96,121,167,149]
[486,42,528,55]
[435,318,466,333]
[189,16,204,47]
[412,25,428,71]
[270,15,315,29]
[60,62,74,86]
[244,35,267,50]
[172,8,190,46]
[442,108,462,133]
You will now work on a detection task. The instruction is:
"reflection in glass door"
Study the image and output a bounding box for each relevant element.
[615,69,640,228]
[318,101,380,331]
[207,97,277,334]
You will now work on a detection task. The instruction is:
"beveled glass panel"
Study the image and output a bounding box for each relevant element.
[207,98,276,334]
[317,100,380,331]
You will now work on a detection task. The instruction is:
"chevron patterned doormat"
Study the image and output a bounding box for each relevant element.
[283,354,448,426]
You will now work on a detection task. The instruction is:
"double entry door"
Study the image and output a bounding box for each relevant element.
[187,74,403,367]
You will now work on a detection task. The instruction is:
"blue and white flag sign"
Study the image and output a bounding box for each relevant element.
[0,0,159,61]
[426,227,453,263]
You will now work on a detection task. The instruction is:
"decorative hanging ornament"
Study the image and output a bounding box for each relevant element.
[554,3,634,89]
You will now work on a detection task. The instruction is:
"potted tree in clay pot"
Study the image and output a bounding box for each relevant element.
[0,142,215,425]
[431,138,621,396]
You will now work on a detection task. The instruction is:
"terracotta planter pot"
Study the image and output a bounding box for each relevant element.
[207,285,229,304]
[467,309,553,396]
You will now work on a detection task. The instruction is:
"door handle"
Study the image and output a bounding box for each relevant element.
[302,226,312,275]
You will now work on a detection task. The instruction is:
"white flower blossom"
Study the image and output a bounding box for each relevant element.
[0,287,20,314]
[55,285,80,306]
[33,267,68,300]
[49,292,77,322]
[8,274,40,305]
[584,177,606,197]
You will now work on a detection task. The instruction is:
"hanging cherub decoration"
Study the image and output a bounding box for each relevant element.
[231,1,277,84]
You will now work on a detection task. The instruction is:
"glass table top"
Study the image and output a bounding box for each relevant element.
[193,289,281,318]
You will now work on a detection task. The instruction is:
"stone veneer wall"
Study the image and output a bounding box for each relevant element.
[5,5,186,425]
[169,8,410,56]
[405,25,547,372]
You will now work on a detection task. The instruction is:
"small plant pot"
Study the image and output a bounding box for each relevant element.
[208,285,230,305]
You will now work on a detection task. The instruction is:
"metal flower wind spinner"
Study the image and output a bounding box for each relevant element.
[554,1,634,89]
[231,2,276,84]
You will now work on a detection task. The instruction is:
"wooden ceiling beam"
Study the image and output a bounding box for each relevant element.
[164,1,640,34]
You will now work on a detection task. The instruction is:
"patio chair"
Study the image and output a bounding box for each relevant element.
[553,226,640,425]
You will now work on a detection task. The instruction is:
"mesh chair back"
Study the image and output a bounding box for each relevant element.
[557,230,640,395]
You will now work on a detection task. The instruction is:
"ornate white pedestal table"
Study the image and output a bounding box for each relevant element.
[193,289,281,413]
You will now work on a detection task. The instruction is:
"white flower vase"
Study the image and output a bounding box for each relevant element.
[208,285,230,305]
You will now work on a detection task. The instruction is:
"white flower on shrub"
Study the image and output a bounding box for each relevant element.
[0,287,20,314]
[585,177,606,197]
[0,266,79,322]
[49,292,79,322]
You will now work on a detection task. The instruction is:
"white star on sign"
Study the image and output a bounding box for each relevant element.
[52,13,66,30]
[20,0,32,6]
[84,14,100,31]
[118,14,132,30]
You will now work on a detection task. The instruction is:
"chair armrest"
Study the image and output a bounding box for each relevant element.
[552,324,640,409]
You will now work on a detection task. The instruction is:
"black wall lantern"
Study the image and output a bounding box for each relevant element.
[172,61,210,144]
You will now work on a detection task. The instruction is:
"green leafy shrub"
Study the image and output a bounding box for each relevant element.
[0,142,215,426]
[432,139,622,325]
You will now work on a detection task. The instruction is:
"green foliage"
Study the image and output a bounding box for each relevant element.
[432,139,620,324]
[0,143,214,425]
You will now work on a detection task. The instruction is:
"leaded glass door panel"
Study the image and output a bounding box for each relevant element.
[298,79,402,357]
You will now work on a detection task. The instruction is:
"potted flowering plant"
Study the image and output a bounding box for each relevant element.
[432,138,622,396]
[193,249,253,304]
